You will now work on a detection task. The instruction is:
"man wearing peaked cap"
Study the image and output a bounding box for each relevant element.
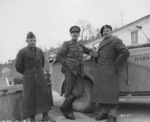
[92,25,130,122]
[69,25,81,33]
[55,26,94,120]
[15,32,56,122]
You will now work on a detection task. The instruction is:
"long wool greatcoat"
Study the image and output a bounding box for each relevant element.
[92,36,130,104]
[56,40,93,98]
[15,46,51,119]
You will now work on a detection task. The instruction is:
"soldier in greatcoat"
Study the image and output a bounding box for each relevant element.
[15,32,56,122]
[92,25,130,122]
[55,26,94,120]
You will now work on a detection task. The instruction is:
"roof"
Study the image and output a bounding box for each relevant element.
[84,14,150,46]
[113,14,150,33]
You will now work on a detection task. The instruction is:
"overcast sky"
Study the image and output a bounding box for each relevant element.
[0,0,150,63]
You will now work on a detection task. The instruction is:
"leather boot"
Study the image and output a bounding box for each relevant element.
[60,94,76,120]
[95,113,109,121]
[67,104,75,120]
[107,115,117,122]
[60,100,70,119]
[42,112,56,122]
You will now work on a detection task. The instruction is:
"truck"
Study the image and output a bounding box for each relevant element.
[50,42,150,112]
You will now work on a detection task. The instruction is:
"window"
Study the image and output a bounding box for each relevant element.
[131,31,138,44]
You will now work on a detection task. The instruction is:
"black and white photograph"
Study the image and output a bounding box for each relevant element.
[0,0,150,122]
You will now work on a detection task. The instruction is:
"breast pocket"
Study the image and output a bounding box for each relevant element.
[69,47,79,57]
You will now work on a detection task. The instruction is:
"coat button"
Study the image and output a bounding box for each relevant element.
[33,68,35,70]
[34,74,36,76]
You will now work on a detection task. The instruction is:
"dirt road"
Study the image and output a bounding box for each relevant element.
[35,90,150,122]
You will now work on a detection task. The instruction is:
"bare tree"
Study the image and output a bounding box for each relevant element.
[96,28,100,36]
[95,28,102,38]
[57,41,61,48]
[77,20,92,40]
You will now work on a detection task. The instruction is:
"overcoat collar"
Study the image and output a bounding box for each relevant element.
[70,39,77,44]
[34,48,42,62]
[25,46,42,62]
[70,39,80,49]
[98,36,114,51]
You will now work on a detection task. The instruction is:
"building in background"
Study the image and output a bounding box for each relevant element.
[85,14,150,50]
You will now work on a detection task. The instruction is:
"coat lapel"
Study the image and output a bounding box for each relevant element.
[25,46,36,60]
[34,48,42,62]
[98,36,114,51]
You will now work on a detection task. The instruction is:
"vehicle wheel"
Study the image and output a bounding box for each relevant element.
[73,80,94,112]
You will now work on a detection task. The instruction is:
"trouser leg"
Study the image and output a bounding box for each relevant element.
[95,104,109,121]
[101,104,118,116]
[63,94,77,108]
[64,69,85,98]
[72,75,85,98]
[101,104,110,114]
[60,94,77,120]
[66,94,77,111]
[107,104,118,122]
[60,69,76,119]
[64,69,75,97]
[61,69,84,120]
[109,104,118,117]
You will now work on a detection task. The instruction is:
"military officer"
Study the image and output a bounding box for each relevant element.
[92,25,130,122]
[56,25,94,120]
[15,32,56,122]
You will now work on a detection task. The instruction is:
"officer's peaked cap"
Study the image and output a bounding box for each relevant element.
[70,26,81,33]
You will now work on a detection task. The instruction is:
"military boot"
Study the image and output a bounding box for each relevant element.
[67,104,75,120]
[60,100,70,119]
[95,113,109,121]
[60,94,76,120]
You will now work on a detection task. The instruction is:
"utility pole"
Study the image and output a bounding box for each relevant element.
[119,10,125,27]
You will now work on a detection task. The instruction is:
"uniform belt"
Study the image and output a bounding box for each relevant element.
[97,61,115,65]
[67,58,82,63]
[26,67,42,69]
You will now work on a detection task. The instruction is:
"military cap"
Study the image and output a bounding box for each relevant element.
[26,32,36,39]
[100,25,112,36]
[70,25,81,33]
